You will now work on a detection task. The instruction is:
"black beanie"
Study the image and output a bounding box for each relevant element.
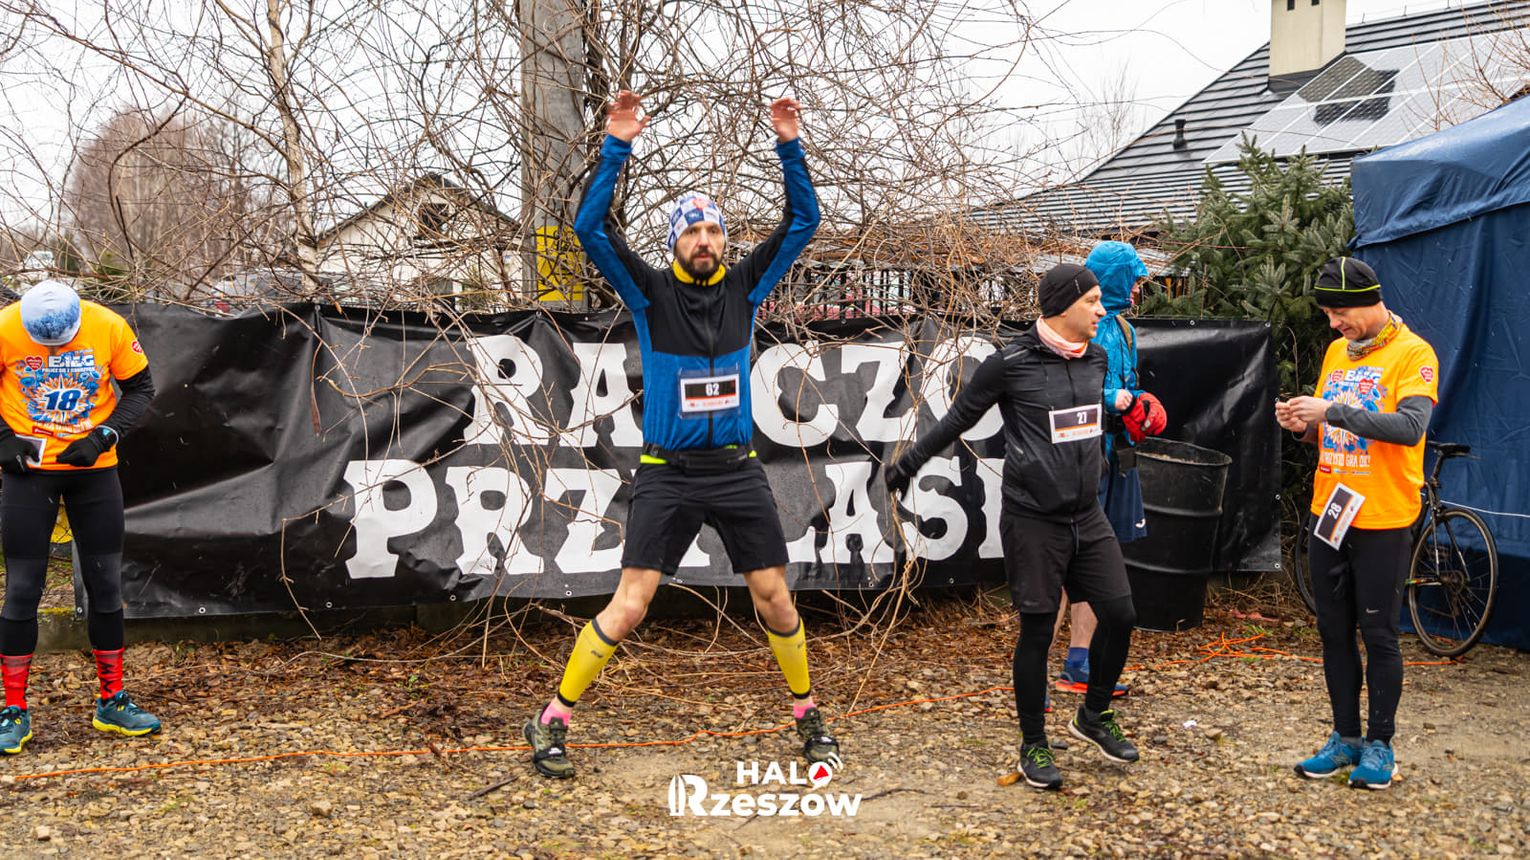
[1314,257,1383,308]
[1037,263,1099,317]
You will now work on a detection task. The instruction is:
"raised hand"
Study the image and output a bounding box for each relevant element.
[770,97,801,143]
[606,90,650,142]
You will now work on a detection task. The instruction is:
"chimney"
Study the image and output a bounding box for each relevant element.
[1269,0,1346,89]
[1172,119,1188,150]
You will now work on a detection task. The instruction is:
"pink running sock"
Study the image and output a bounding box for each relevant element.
[792,697,817,720]
[541,698,574,726]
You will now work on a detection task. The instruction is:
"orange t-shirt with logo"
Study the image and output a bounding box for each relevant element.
[1309,324,1439,529]
[0,300,149,470]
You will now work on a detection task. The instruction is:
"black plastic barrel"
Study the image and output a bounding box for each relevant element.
[1120,438,1232,632]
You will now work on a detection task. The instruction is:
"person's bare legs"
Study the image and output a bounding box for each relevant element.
[1056,599,1100,688]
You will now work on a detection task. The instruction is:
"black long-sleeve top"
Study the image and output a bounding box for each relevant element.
[897,326,1109,521]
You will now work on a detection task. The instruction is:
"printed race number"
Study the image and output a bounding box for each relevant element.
[1048,404,1102,443]
[1314,483,1366,550]
[679,372,741,414]
[43,389,83,412]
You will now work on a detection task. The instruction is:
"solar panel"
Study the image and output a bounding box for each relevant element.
[1205,31,1527,163]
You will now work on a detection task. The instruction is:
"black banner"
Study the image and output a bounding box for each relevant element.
[111,305,1278,617]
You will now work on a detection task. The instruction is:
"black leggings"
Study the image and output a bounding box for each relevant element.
[1,468,126,655]
[1307,526,1412,743]
[1014,595,1136,745]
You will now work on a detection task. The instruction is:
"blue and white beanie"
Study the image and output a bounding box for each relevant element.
[666,192,727,253]
[20,279,82,347]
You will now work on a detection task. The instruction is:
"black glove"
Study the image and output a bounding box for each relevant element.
[883,456,919,496]
[57,427,117,468]
[0,431,35,475]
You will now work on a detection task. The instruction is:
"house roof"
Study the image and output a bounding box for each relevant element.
[314,174,519,243]
[975,1,1530,238]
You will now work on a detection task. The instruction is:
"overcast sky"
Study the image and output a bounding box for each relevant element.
[0,0,1470,223]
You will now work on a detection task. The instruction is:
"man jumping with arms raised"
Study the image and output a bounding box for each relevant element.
[522,91,836,779]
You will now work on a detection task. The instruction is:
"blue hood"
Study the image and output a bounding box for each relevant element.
[1084,241,1148,314]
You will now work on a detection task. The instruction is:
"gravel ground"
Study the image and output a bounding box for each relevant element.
[0,588,1526,859]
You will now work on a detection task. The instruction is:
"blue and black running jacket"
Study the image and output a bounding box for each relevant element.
[573,134,820,451]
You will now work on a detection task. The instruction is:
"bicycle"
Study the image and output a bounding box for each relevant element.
[1292,441,1499,657]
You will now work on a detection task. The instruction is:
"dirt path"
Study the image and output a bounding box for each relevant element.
[1,593,1525,858]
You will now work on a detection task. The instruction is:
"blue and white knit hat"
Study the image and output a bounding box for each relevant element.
[666,192,727,253]
[20,279,82,346]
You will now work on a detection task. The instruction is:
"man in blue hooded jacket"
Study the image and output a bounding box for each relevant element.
[1054,242,1166,695]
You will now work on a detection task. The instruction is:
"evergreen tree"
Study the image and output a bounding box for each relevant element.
[1140,138,1354,394]
[1140,137,1356,535]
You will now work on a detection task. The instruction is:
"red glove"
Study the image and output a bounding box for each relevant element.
[1123,393,1168,443]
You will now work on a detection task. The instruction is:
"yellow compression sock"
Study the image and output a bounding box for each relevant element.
[556,620,619,706]
[766,619,812,698]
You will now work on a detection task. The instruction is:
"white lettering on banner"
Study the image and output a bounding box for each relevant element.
[678,537,711,569]
[897,456,968,561]
[564,343,643,447]
[464,335,555,445]
[751,342,840,447]
[976,458,1005,559]
[445,467,541,576]
[543,468,624,574]
[342,459,438,579]
[344,334,1023,582]
[921,337,1002,441]
[785,461,894,565]
[838,342,912,442]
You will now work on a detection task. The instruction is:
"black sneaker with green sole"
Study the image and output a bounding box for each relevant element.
[1068,707,1139,763]
[1018,742,1063,790]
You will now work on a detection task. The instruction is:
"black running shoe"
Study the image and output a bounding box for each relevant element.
[523,711,575,778]
[1018,742,1063,791]
[1069,707,1139,763]
[794,708,842,767]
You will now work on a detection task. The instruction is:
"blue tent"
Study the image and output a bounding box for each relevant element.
[1352,95,1530,651]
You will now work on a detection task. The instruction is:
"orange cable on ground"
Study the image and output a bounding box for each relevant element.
[5,638,1458,782]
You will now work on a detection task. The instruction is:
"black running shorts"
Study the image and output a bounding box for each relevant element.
[621,460,790,575]
[1000,505,1132,614]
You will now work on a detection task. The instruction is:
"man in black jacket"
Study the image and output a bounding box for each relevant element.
[886,263,1138,790]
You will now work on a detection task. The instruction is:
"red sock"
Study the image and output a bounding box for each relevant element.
[2,653,30,710]
[94,648,124,700]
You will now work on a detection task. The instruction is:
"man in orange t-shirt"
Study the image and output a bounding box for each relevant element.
[0,280,160,756]
[1276,257,1439,791]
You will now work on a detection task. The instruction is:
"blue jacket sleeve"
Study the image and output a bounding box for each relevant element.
[1099,317,1142,414]
[739,138,821,305]
[573,135,650,310]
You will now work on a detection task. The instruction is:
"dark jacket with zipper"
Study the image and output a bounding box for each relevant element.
[898,325,1109,521]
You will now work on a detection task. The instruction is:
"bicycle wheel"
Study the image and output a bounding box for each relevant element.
[1291,511,1318,615]
[1408,508,1499,658]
